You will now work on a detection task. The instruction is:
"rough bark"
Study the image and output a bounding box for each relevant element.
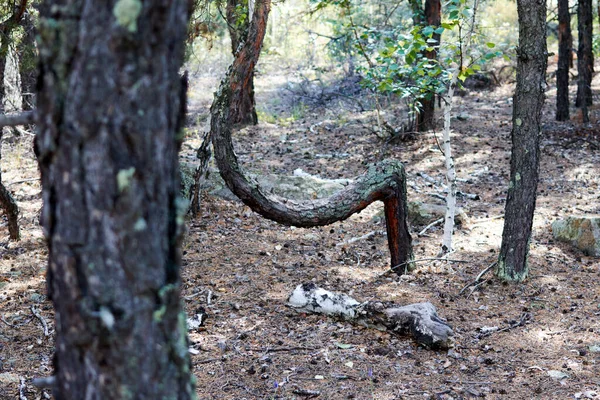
[226,0,258,126]
[0,156,20,240]
[17,11,37,131]
[496,0,547,282]
[189,131,212,216]
[576,0,593,112]
[417,0,441,132]
[287,283,453,349]
[211,0,413,273]
[556,0,571,121]
[36,1,195,398]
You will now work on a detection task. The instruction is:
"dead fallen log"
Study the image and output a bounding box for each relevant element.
[287,283,453,349]
[0,111,35,129]
[209,0,413,272]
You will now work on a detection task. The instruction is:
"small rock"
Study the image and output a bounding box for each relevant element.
[303,233,320,241]
[552,216,600,256]
[0,372,19,384]
[588,344,600,353]
[29,293,45,303]
[547,370,569,380]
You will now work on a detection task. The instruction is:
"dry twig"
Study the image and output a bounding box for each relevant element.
[459,261,497,296]
[30,306,49,337]
[418,218,443,236]
[476,312,531,339]
[336,230,386,247]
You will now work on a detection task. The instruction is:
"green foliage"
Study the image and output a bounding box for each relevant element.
[311,0,505,116]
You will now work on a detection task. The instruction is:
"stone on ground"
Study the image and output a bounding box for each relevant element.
[552,216,600,256]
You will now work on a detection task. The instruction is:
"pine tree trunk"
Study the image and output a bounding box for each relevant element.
[226,0,258,126]
[17,12,36,131]
[36,1,195,398]
[496,0,547,282]
[410,0,441,132]
[556,0,571,121]
[576,0,593,109]
[0,6,24,241]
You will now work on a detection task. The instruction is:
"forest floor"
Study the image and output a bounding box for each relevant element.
[1,62,600,399]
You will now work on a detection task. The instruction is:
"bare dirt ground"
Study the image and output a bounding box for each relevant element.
[1,63,600,399]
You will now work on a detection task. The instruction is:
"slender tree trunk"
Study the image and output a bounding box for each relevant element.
[0,39,20,240]
[418,0,441,131]
[556,0,571,121]
[36,1,195,398]
[576,0,593,111]
[226,0,258,126]
[0,3,26,241]
[211,0,414,273]
[17,12,36,131]
[0,150,20,240]
[496,0,547,282]
[409,0,440,132]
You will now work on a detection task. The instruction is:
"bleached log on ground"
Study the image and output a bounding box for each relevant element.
[287,283,453,349]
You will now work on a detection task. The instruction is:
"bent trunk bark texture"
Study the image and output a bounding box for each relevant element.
[556,0,571,121]
[287,283,454,349]
[226,0,258,126]
[211,0,413,273]
[36,1,194,398]
[496,0,547,282]
[576,0,593,110]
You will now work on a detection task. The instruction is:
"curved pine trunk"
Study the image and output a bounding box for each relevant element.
[211,0,414,273]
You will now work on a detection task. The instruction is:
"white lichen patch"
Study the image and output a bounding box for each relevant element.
[99,306,115,329]
[117,167,136,193]
[113,0,142,33]
[133,218,147,231]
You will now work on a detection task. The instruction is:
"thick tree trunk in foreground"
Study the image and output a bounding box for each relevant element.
[556,0,571,121]
[496,0,547,282]
[211,0,413,273]
[36,1,194,398]
[287,283,453,349]
[226,0,258,126]
[576,0,593,113]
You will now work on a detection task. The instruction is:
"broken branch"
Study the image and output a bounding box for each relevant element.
[0,111,35,129]
[30,306,49,337]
